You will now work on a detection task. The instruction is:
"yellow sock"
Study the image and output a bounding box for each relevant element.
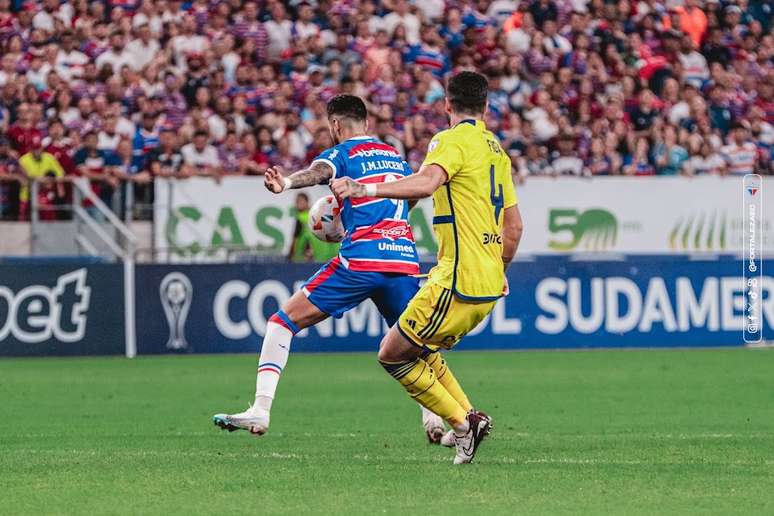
[424,351,473,412]
[380,358,467,427]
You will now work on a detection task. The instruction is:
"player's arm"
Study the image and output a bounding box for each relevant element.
[331,163,447,201]
[264,162,333,194]
[501,204,523,270]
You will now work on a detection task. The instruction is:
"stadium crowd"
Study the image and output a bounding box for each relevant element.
[0,0,772,220]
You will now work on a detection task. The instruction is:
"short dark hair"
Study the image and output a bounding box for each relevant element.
[730,120,747,131]
[326,94,367,122]
[447,71,488,115]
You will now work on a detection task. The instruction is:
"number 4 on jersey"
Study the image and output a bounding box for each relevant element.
[489,165,503,222]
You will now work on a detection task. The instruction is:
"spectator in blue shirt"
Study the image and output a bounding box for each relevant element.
[403,25,450,80]
[462,1,495,31]
[440,8,465,51]
[708,85,733,135]
[654,125,690,175]
[109,138,151,220]
[132,112,160,171]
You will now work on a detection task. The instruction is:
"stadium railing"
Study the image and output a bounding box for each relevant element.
[2,176,140,357]
[0,176,154,223]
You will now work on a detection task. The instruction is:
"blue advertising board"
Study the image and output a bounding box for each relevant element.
[0,264,125,356]
[134,257,773,354]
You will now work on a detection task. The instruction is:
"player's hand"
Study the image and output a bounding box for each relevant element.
[502,277,510,296]
[330,177,367,199]
[264,166,287,193]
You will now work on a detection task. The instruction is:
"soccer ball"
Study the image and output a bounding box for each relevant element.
[309,195,345,242]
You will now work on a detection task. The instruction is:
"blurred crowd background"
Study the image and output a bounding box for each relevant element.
[0,0,772,221]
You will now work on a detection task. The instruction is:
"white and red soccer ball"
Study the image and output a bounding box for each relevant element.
[309,195,345,242]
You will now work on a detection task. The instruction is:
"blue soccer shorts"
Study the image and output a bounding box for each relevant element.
[302,257,419,327]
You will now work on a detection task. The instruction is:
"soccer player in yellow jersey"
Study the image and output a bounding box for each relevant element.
[332,71,523,464]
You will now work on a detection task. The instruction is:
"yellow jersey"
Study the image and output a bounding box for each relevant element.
[421,119,517,301]
[18,151,65,202]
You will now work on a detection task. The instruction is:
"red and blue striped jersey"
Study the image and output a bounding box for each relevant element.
[312,136,419,275]
[403,44,450,79]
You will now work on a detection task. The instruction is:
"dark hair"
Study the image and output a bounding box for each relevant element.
[447,71,488,115]
[193,130,209,138]
[326,94,367,122]
[730,120,747,131]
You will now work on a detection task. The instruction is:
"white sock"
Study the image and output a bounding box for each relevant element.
[254,321,293,412]
[453,420,470,436]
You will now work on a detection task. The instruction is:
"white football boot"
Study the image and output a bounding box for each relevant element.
[421,405,446,444]
[213,405,270,436]
[453,410,492,465]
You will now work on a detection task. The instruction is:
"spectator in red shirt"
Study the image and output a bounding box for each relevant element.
[6,103,42,157]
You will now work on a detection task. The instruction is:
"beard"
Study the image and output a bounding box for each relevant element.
[330,129,340,145]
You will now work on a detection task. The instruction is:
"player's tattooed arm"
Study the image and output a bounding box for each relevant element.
[264,162,334,193]
[287,161,334,188]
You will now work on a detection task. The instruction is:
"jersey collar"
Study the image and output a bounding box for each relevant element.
[455,119,484,129]
[347,135,374,141]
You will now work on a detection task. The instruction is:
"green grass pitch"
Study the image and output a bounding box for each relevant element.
[2,349,774,515]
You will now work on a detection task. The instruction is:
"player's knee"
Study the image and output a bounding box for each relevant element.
[377,328,403,362]
[280,290,326,329]
[378,328,419,363]
[378,337,408,363]
[377,341,393,363]
[267,311,300,335]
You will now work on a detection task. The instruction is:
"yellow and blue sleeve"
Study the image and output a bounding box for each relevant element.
[421,131,464,180]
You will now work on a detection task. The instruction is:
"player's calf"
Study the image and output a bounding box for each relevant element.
[378,328,469,432]
[422,350,473,412]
